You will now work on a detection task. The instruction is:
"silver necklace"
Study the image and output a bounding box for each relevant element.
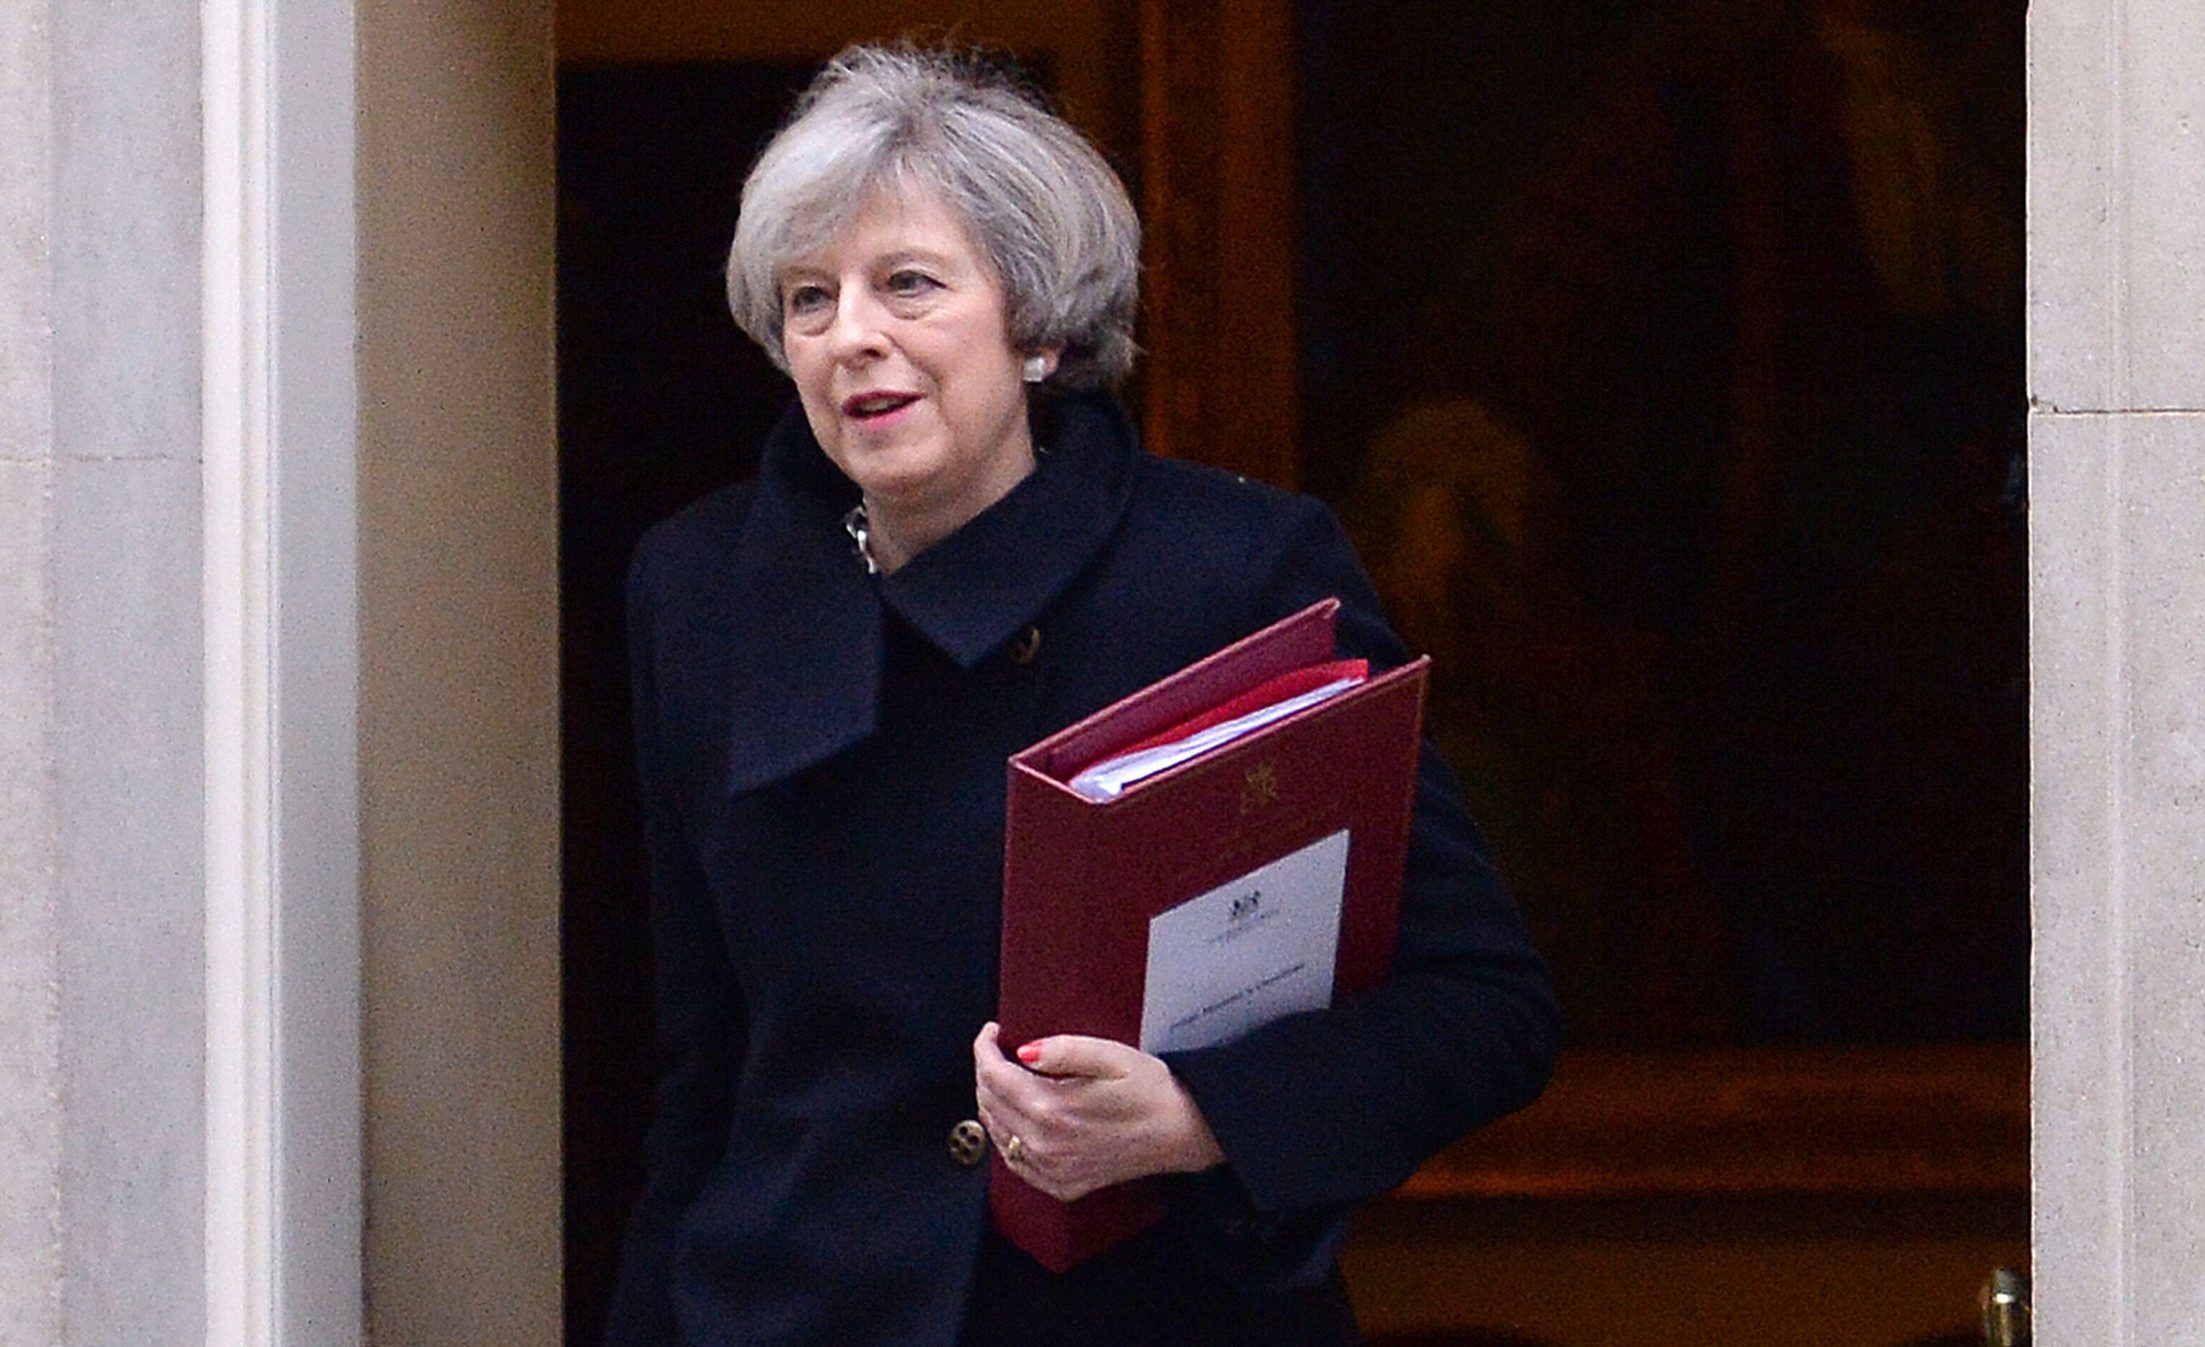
[842,502,880,575]
[840,446,1046,575]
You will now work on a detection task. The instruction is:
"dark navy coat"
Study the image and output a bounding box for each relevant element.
[603,391,1560,1347]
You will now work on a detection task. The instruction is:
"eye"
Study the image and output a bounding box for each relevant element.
[783,283,831,319]
[885,268,941,298]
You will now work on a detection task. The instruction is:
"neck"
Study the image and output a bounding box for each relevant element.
[862,440,1038,575]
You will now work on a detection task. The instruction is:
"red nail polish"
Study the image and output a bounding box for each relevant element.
[1017,1043,1041,1065]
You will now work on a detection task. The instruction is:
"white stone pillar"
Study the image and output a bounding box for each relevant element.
[0,7,61,1341]
[0,1,208,1342]
[2030,0,2205,1339]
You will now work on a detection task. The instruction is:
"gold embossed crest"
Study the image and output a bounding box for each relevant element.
[1239,759,1281,813]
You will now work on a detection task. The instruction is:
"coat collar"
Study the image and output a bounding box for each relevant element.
[720,391,1138,793]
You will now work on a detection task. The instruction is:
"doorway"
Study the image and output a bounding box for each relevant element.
[553,6,2028,1343]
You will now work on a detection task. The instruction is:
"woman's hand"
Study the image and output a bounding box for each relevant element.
[972,1022,1225,1202]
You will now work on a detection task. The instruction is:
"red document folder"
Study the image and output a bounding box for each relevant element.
[992,599,1431,1271]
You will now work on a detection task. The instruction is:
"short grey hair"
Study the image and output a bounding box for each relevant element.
[726,43,1141,389]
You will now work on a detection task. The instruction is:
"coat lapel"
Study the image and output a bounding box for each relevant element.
[719,404,880,795]
[879,392,1137,668]
[718,392,1137,794]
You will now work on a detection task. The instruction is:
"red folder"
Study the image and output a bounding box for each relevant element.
[992,599,1431,1271]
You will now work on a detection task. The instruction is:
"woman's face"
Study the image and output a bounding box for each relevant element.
[779,187,1044,538]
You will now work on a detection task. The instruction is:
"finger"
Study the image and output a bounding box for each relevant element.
[973,1021,1006,1064]
[1028,1170,1090,1202]
[976,1091,1036,1159]
[978,1103,1057,1189]
[976,1074,1043,1141]
[975,1046,1053,1149]
[973,1064,1018,1129]
[975,1032,1043,1117]
[1015,1034,1142,1080]
[976,1101,1012,1157]
[973,1023,1027,1105]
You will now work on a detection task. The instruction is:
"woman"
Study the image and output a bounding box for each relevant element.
[605,44,1559,1347]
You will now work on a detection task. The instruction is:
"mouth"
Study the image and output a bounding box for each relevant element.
[842,391,922,422]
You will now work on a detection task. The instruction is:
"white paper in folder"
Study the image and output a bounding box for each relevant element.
[1137,829,1351,1054]
[1066,677,1364,802]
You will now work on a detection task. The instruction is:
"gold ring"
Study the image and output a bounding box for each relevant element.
[1003,1133,1026,1164]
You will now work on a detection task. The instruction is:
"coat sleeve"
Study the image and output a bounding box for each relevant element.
[602,540,748,1346]
[1160,494,1562,1211]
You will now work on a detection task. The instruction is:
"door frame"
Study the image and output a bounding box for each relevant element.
[203,0,363,1341]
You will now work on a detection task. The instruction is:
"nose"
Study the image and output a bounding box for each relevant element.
[824,287,891,363]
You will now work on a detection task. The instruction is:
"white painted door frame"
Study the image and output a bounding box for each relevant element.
[203,0,362,1342]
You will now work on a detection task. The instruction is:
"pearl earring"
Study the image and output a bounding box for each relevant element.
[1022,355,1048,383]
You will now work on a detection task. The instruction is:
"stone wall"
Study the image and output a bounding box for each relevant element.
[2031,0,2205,1339]
[0,1,205,1344]
[0,0,61,1322]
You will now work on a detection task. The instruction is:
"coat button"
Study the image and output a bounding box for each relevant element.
[948,1119,989,1167]
[1008,626,1042,665]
